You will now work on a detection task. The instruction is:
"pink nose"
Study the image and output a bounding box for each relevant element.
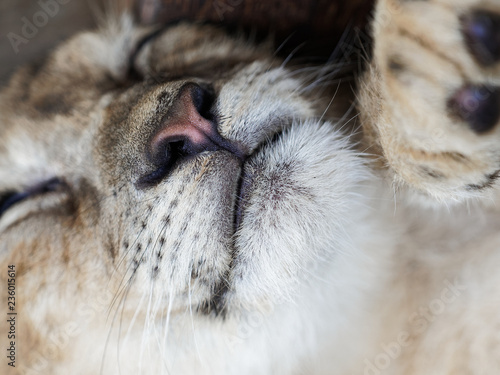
[146,83,246,179]
[148,84,220,164]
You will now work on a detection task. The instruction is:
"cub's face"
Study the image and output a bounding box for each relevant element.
[0,18,367,372]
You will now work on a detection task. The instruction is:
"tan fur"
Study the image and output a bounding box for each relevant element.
[360,0,500,202]
[1,1,500,374]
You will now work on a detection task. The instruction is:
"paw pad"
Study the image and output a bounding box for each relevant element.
[463,11,500,66]
[448,85,500,134]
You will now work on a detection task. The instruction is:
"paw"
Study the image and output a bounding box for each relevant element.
[359,0,500,202]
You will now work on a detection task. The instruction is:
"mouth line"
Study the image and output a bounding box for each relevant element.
[198,129,286,317]
[233,130,285,234]
[233,167,252,234]
[198,120,291,316]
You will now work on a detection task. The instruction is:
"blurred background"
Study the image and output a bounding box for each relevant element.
[0,0,97,82]
[0,0,373,83]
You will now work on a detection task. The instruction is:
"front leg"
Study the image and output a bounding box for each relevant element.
[359,0,500,202]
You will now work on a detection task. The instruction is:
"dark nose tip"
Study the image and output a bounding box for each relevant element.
[148,83,221,166]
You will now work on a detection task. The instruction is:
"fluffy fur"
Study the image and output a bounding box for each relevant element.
[1,0,500,374]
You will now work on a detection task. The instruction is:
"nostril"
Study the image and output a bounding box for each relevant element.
[138,83,221,187]
[149,83,219,159]
[149,138,187,167]
[139,139,189,187]
[191,84,216,122]
[138,82,246,188]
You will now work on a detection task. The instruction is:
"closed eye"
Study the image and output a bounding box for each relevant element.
[0,178,65,219]
[0,191,30,217]
[128,27,166,80]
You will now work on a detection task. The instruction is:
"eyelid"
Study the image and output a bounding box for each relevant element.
[128,27,166,79]
[0,178,64,218]
[0,192,30,217]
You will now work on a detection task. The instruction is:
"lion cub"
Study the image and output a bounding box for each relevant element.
[1,0,500,374]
